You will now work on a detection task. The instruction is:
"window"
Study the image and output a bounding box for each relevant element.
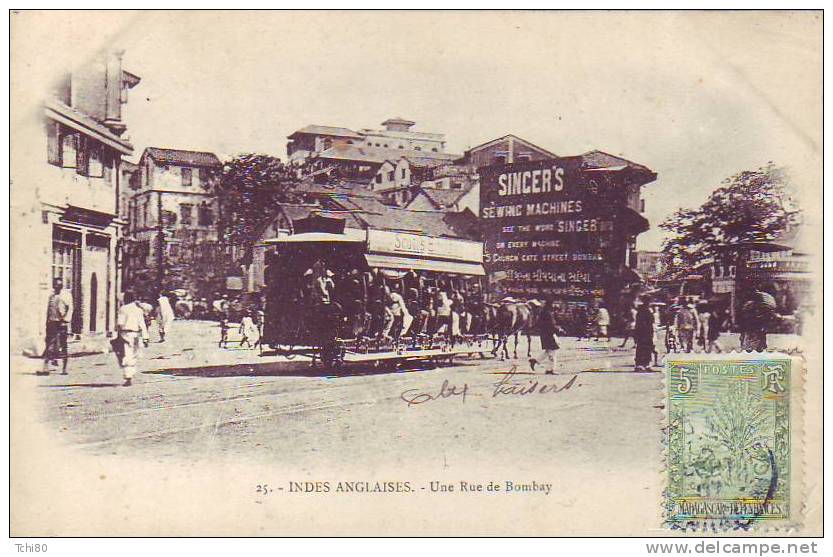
[400,167,406,179]
[398,145,404,149]
[517,153,532,162]
[640,199,646,213]
[383,144,389,148]
[181,167,193,187]
[375,174,383,184]
[180,203,193,225]
[87,143,104,178]
[102,150,114,184]
[414,146,421,151]
[431,148,438,152]
[198,204,214,226]
[199,167,213,185]
[493,154,507,165]
[386,170,394,182]
[60,132,77,168]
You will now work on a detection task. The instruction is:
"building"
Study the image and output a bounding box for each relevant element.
[12,49,140,352]
[123,147,223,301]
[633,250,666,281]
[458,134,558,169]
[357,117,446,153]
[286,125,364,164]
[479,152,657,332]
[286,118,448,166]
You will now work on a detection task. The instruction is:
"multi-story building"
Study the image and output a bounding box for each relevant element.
[11,49,140,352]
[123,147,223,301]
[287,118,452,167]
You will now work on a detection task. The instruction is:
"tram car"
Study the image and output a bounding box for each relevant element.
[260,219,493,369]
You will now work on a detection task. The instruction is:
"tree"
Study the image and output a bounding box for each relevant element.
[660,163,800,278]
[214,154,302,270]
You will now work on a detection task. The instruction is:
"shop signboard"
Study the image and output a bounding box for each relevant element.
[366,229,483,263]
[479,158,620,306]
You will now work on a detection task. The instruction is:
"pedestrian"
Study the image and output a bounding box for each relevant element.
[594,304,610,342]
[633,298,655,371]
[697,303,711,351]
[739,289,779,351]
[706,307,725,353]
[619,304,637,348]
[157,291,175,343]
[238,311,259,348]
[651,304,662,366]
[674,298,700,353]
[41,277,73,375]
[529,298,559,375]
[218,316,230,348]
[116,292,150,387]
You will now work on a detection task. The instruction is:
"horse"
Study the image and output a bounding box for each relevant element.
[491,299,542,361]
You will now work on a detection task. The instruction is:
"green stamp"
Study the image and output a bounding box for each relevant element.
[665,355,791,529]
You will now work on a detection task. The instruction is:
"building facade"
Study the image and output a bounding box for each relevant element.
[11,50,140,352]
[123,147,223,301]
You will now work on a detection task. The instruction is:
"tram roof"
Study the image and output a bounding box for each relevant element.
[262,232,365,244]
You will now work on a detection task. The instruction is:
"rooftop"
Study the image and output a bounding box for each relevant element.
[144,147,223,168]
[418,185,474,210]
[318,144,458,165]
[288,125,364,140]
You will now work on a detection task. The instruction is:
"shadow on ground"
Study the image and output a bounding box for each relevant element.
[141,357,465,378]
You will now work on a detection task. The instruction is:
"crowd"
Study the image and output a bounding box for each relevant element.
[278,260,490,346]
[36,266,802,385]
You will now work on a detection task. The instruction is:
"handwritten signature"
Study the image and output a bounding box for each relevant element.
[400,365,579,407]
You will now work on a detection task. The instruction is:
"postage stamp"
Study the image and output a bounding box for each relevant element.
[665,352,801,531]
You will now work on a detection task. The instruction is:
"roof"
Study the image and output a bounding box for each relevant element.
[294,180,381,199]
[577,150,654,174]
[403,156,451,169]
[463,134,559,159]
[381,117,416,127]
[318,144,458,165]
[143,147,223,168]
[287,125,364,140]
[121,160,139,172]
[417,186,473,210]
[45,99,134,155]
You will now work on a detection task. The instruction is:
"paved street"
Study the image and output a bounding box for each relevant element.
[15,319,801,471]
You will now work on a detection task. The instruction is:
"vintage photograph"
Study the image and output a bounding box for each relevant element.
[10,10,822,537]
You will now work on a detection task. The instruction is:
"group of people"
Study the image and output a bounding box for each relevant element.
[290,261,486,345]
[40,280,177,387]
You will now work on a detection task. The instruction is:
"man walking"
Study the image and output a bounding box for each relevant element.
[156,291,175,342]
[116,292,149,387]
[529,298,560,375]
[41,278,73,375]
[674,298,700,353]
[633,298,655,371]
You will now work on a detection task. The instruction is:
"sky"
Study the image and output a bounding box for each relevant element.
[11,10,822,251]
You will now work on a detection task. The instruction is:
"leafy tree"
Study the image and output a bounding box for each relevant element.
[660,163,800,278]
[214,154,302,268]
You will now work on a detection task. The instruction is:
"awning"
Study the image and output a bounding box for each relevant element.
[365,254,486,276]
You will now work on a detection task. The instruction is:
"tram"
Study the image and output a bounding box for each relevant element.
[260,218,494,369]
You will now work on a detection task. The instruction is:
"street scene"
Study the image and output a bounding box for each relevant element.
[18,321,801,465]
[11,11,820,537]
